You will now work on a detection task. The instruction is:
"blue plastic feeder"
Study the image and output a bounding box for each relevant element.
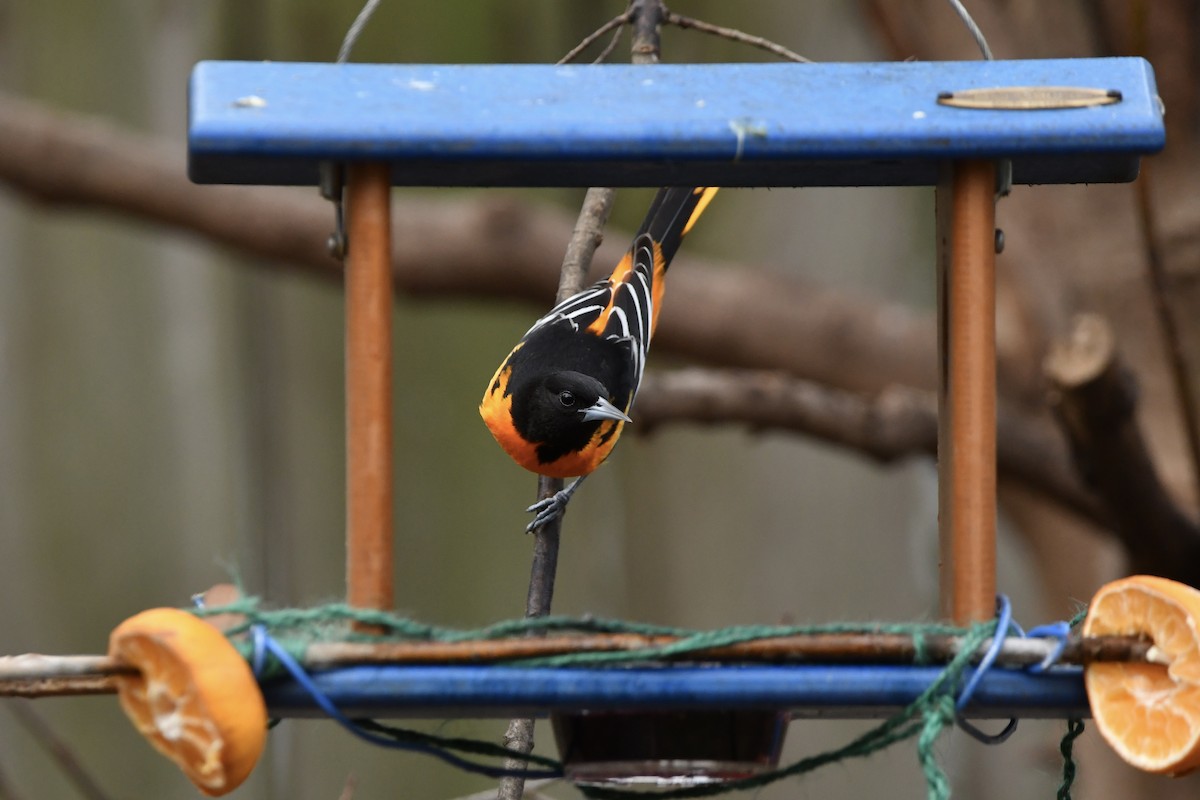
[188,57,1164,782]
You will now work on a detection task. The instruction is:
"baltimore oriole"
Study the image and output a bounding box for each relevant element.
[480,187,718,530]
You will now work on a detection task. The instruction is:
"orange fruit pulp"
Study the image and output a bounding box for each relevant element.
[1083,575,1200,775]
[109,607,268,796]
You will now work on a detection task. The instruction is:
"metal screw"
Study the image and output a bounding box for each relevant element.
[327,231,347,259]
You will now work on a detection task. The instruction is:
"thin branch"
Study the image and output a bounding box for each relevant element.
[591,19,627,64]
[495,192,614,799]
[0,677,118,699]
[557,7,632,66]
[0,755,28,800]
[501,8,658,796]
[456,780,557,800]
[555,188,615,305]
[1135,165,1200,508]
[495,146,618,800]
[335,772,358,800]
[1046,314,1200,584]
[5,701,112,800]
[663,10,811,63]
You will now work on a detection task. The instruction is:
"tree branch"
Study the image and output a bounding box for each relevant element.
[634,368,1104,526]
[557,8,632,66]
[5,701,112,800]
[0,92,1108,529]
[0,93,934,397]
[663,10,811,63]
[1135,164,1200,508]
[496,190,615,800]
[499,11,660,796]
[1045,314,1200,584]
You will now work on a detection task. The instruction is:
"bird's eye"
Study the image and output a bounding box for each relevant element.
[558,390,576,407]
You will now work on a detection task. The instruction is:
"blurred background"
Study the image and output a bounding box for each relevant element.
[2,1,1198,798]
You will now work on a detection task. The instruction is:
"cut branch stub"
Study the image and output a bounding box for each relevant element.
[1045,313,1136,446]
[1046,313,1200,583]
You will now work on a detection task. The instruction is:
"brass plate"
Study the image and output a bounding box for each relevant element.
[937,87,1122,110]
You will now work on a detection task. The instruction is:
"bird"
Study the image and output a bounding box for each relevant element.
[480,186,718,531]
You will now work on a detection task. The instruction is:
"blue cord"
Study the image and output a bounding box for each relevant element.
[1025,621,1071,674]
[955,595,1019,745]
[952,598,1077,745]
[251,624,268,676]
[250,626,562,780]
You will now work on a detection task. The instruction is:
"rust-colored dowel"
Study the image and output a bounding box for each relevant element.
[936,160,997,624]
[345,162,395,623]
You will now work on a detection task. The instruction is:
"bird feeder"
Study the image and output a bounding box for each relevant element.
[187,56,1164,785]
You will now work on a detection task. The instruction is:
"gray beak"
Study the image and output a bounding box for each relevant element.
[580,396,632,424]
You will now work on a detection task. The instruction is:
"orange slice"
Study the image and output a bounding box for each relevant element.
[1083,575,1200,775]
[109,607,268,796]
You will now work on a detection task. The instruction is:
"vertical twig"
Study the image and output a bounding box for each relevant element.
[630,0,664,65]
[336,772,358,800]
[496,4,663,795]
[0,755,28,800]
[1135,166,1200,509]
[5,701,111,800]
[495,189,616,800]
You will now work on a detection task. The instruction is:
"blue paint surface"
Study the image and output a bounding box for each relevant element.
[189,59,1163,187]
[261,664,1088,720]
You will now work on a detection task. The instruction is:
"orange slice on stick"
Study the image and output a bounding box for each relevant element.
[1083,575,1200,775]
[109,607,268,796]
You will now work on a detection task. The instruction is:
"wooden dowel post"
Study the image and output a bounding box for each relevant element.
[936,160,997,624]
[345,162,394,621]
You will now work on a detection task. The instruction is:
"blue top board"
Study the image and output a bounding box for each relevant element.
[188,58,1164,188]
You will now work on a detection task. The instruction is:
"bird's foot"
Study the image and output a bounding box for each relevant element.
[525,477,586,532]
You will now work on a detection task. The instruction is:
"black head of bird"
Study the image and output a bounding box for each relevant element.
[510,370,631,458]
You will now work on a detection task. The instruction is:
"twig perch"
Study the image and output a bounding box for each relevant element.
[495,170,617,800]
[498,6,659,796]
[0,632,1156,698]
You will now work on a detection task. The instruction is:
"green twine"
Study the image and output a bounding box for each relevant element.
[567,619,998,800]
[912,628,930,665]
[191,598,971,677]
[1057,719,1085,800]
[1053,603,1088,800]
[191,600,1084,799]
[916,695,955,800]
